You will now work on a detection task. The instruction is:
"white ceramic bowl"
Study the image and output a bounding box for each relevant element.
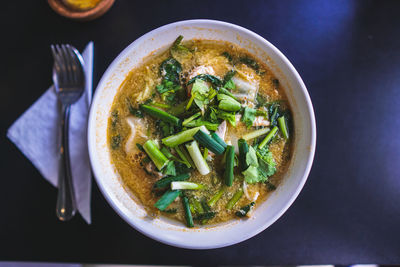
[88,19,316,249]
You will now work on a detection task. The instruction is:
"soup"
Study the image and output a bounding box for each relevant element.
[107,36,293,227]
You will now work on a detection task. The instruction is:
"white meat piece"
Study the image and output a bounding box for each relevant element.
[124,116,147,154]
[231,72,259,103]
[215,121,227,140]
[253,116,270,127]
[188,65,215,80]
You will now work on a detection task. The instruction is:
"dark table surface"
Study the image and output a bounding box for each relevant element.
[1,0,400,265]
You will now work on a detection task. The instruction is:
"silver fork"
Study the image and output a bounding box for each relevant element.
[51,44,85,221]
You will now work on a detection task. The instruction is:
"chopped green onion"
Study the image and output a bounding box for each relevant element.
[186,92,196,110]
[140,104,180,126]
[182,112,201,126]
[258,126,278,149]
[224,145,235,186]
[175,145,193,168]
[169,100,188,116]
[226,188,243,210]
[238,139,249,172]
[278,116,289,140]
[143,140,169,170]
[191,198,204,214]
[208,187,226,207]
[171,181,204,190]
[217,94,241,112]
[162,126,203,147]
[149,102,172,109]
[182,195,194,228]
[203,148,209,160]
[193,130,225,155]
[154,190,181,211]
[235,202,255,217]
[218,87,238,100]
[153,173,190,189]
[185,120,219,131]
[211,133,227,149]
[186,141,210,175]
[193,211,216,221]
[242,127,270,141]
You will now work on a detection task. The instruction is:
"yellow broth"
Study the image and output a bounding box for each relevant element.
[107,39,293,225]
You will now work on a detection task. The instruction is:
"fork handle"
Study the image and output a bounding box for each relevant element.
[56,104,77,221]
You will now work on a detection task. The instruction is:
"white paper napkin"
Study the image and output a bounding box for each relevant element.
[7,42,94,224]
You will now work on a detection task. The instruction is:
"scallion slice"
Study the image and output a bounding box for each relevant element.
[238,139,249,172]
[224,145,235,186]
[154,190,181,211]
[153,173,190,189]
[143,140,169,170]
[242,127,270,141]
[171,181,204,190]
[140,104,180,126]
[277,116,289,140]
[211,132,227,149]
[258,126,278,149]
[193,130,225,155]
[186,141,210,175]
[226,188,243,210]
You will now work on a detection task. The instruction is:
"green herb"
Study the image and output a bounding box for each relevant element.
[171,181,204,190]
[128,103,144,118]
[242,146,264,184]
[157,120,175,137]
[111,110,119,128]
[278,116,289,140]
[256,94,268,108]
[136,143,145,152]
[154,190,181,211]
[211,132,227,149]
[217,110,236,127]
[208,187,226,207]
[269,103,280,126]
[182,112,201,126]
[222,51,233,62]
[182,195,194,227]
[272,78,279,88]
[217,94,241,112]
[266,181,277,191]
[162,126,204,147]
[193,130,225,155]
[191,79,210,113]
[143,140,169,170]
[194,211,216,221]
[241,107,257,128]
[186,140,210,175]
[163,208,177,214]
[185,119,219,131]
[242,127,270,141]
[238,139,249,172]
[224,145,235,186]
[111,135,121,149]
[160,58,182,84]
[258,126,278,149]
[141,104,180,126]
[226,188,243,210]
[239,56,260,72]
[223,70,237,86]
[161,160,176,176]
[218,87,238,100]
[256,146,277,177]
[235,202,255,217]
[153,173,190,189]
[187,74,222,88]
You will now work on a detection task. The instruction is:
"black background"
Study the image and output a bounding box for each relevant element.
[1,0,400,265]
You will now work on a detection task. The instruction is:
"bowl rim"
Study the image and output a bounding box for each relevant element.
[88,19,316,249]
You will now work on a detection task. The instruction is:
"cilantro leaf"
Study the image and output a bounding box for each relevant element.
[242,107,256,128]
[246,146,258,167]
[191,79,210,112]
[242,165,260,184]
[217,110,236,127]
[161,161,176,176]
[257,146,276,177]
